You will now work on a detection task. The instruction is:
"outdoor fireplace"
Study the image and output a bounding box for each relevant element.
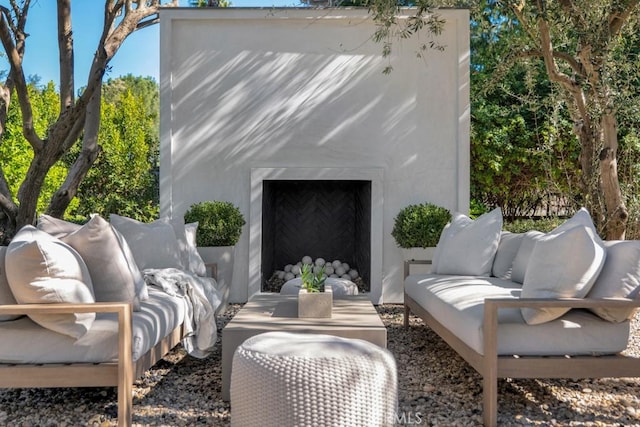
[261,180,371,291]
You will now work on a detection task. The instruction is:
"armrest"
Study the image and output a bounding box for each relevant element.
[0,302,132,316]
[403,259,433,279]
[482,297,639,360]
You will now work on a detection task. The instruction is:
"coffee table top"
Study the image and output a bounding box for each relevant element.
[224,293,386,335]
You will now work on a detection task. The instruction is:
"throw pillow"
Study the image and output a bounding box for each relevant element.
[110,214,184,271]
[587,240,640,322]
[5,226,96,338]
[491,231,525,280]
[520,225,606,325]
[509,231,545,284]
[60,214,146,311]
[37,214,81,238]
[0,246,20,321]
[433,207,503,276]
[510,208,599,284]
[185,222,207,276]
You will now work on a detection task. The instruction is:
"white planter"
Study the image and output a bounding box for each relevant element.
[401,247,436,262]
[298,286,333,318]
[197,246,235,314]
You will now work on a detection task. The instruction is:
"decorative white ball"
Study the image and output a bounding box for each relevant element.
[341,263,350,271]
[348,269,359,279]
[296,262,302,267]
[335,266,346,276]
[341,274,351,280]
[284,272,295,281]
[332,260,342,269]
[313,265,323,274]
[329,274,339,278]
[284,264,293,272]
[324,266,335,275]
[315,257,326,267]
[291,265,301,275]
[276,270,286,280]
[302,256,313,265]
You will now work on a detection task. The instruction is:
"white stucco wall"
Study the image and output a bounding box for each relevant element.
[159,8,470,304]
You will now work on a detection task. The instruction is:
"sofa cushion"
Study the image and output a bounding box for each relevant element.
[36,214,81,237]
[509,231,544,284]
[60,214,147,311]
[110,214,184,271]
[0,287,185,363]
[433,207,502,276]
[521,225,606,324]
[510,208,599,284]
[491,231,525,280]
[404,274,629,356]
[5,226,96,338]
[169,219,207,277]
[587,240,640,322]
[0,247,20,322]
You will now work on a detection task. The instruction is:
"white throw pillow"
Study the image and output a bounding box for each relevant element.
[185,222,207,276]
[491,231,525,280]
[520,225,606,325]
[433,207,503,276]
[110,214,184,271]
[37,214,82,237]
[5,226,96,338]
[60,214,146,311]
[587,240,640,322]
[509,231,545,284]
[0,246,20,321]
[510,208,599,284]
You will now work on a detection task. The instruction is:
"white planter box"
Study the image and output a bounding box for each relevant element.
[401,247,435,275]
[298,286,333,318]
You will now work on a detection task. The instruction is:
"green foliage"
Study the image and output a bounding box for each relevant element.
[391,203,451,248]
[66,77,159,222]
[183,201,246,246]
[300,264,326,293]
[0,82,74,215]
[502,217,564,234]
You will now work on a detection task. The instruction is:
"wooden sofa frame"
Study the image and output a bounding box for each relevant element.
[403,261,640,427]
[0,302,184,427]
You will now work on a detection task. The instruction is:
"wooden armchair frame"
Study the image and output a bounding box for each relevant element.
[403,262,640,426]
[0,302,183,427]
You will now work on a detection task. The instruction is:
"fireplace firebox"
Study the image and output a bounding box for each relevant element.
[261,180,371,291]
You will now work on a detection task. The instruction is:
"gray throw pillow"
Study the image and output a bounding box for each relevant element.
[60,214,146,311]
[521,225,606,325]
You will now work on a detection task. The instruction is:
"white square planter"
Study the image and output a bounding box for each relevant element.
[298,285,332,318]
[197,246,235,314]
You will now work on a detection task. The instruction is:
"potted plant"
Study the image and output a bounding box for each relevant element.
[184,201,246,311]
[391,202,451,262]
[298,264,332,318]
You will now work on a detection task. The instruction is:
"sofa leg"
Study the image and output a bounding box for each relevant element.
[482,375,497,427]
[404,304,410,329]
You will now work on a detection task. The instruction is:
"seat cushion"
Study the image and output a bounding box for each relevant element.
[404,274,629,356]
[0,287,185,363]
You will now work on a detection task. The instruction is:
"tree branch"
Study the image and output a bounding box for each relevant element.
[609,1,639,37]
[57,0,74,110]
[518,48,585,77]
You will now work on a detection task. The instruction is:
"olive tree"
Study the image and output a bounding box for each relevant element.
[0,0,177,243]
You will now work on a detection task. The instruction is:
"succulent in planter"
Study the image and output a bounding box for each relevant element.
[183,201,246,247]
[391,202,451,248]
[300,263,326,293]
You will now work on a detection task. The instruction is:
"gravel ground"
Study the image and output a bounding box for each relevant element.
[0,306,638,426]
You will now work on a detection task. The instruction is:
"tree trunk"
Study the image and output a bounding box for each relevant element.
[599,112,628,239]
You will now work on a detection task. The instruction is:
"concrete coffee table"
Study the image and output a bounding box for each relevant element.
[221,294,387,400]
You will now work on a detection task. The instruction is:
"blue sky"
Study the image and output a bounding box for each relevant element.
[5,0,303,87]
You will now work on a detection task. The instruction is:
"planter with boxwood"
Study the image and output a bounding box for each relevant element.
[184,200,246,312]
[392,202,451,263]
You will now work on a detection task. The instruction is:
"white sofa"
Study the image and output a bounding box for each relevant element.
[0,214,221,427]
[403,208,640,426]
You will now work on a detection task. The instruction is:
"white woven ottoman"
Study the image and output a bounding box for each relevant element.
[230,331,397,427]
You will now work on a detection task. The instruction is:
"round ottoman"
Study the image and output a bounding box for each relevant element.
[230,331,397,427]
